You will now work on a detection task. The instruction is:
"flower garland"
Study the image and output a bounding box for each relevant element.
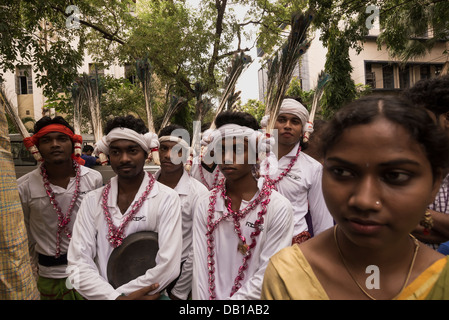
[264,144,301,188]
[102,172,155,248]
[205,178,273,299]
[198,155,221,190]
[40,160,81,258]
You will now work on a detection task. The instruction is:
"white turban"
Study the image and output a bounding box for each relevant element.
[209,124,261,151]
[205,124,274,165]
[94,127,159,156]
[261,98,313,134]
[158,135,190,150]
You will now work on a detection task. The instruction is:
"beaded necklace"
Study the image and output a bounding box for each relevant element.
[102,172,155,248]
[206,178,273,299]
[40,160,81,258]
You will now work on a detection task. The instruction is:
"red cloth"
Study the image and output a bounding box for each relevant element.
[292,230,311,245]
[23,124,85,165]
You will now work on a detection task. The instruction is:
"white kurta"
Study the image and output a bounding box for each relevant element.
[155,169,209,299]
[67,173,183,300]
[17,165,103,278]
[192,182,293,300]
[267,143,333,236]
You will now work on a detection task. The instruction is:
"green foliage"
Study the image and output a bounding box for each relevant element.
[285,77,315,109]
[0,0,133,96]
[309,0,449,61]
[321,25,356,119]
[378,1,449,60]
[238,99,266,123]
[101,76,147,122]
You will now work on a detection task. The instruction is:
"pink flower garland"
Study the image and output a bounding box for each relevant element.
[102,172,155,248]
[264,145,301,188]
[206,178,273,299]
[40,161,81,258]
[198,155,221,190]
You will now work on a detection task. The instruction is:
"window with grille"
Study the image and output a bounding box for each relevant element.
[16,66,33,95]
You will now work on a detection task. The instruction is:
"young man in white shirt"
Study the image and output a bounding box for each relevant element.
[18,116,103,299]
[155,124,209,300]
[67,115,182,300]
[192,111,293,300]
[262,97,334,244]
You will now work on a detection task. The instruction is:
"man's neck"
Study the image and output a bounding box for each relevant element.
[116,171,146,214]
[44,160,75,188]
[277,142,298,159]
[225,172,259,211]
[158,167,184,189]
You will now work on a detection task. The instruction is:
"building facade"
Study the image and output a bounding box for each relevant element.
[258,26,448,103]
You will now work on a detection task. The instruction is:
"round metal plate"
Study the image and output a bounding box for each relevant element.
[107,231,159,289]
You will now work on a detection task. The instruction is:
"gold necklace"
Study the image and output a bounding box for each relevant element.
[333,225,419,300]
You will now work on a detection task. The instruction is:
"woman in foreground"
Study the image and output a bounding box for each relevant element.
[261,95,449,300]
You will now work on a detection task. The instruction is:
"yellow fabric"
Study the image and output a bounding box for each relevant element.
[261,245,449,300]
[397,257,448,300]
[261,245,329,300]
[0,101,39,299]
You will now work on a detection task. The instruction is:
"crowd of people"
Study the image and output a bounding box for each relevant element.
[4,75,449,300]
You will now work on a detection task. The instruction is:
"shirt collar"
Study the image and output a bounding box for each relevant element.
[107,172,159,208]
[213,178,263,213]
[154,168,190,195]
[283,142,301,158]
[29,164,91,197]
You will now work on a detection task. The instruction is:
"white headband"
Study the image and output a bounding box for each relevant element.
[158,135,190,150]
[94,127,159,156]
[207,123,274,155]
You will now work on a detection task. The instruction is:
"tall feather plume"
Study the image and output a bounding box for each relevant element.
[185,52,252,172]
[303,70,330,142]
[71,82,84,135]
[264,10,313,134]
[209,52,252,130]
[136,58,160,165]
[158,95,187,134]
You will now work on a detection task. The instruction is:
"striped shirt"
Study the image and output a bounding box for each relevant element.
[428,174,449,250]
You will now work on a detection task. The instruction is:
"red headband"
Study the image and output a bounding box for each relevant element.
[23,124,85,165]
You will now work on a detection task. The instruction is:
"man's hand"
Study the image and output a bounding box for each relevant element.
[116,283,160,300]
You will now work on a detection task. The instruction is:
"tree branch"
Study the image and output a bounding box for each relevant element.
[50,5,126,45]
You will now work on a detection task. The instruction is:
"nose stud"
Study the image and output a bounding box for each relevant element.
[375,201,381,206]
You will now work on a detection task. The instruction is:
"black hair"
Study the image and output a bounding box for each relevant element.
[104,115,148,135]
[214,111,260,130]
[404,75,449,117]
[82,145,94,153]
[320,95,449,178]
[34,116,74,134]
[159,124,188,143]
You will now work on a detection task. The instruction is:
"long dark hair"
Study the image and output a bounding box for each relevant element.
[320,95,449,179]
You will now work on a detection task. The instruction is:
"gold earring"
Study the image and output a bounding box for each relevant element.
[420,209,434,236]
